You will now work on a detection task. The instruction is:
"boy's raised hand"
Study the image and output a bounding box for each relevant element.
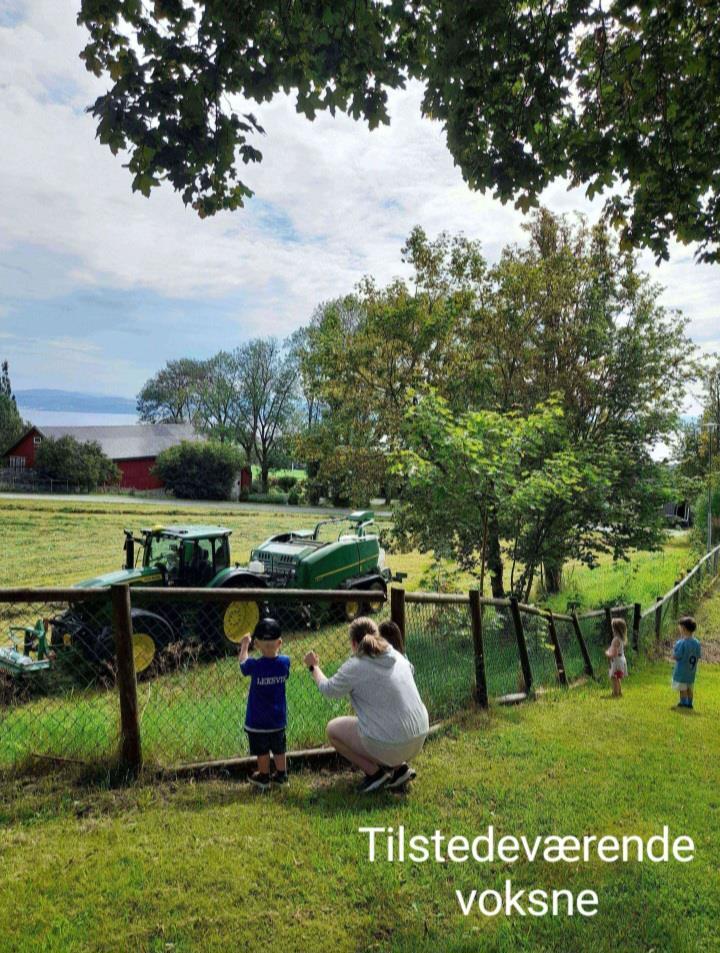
[240,634,251,651]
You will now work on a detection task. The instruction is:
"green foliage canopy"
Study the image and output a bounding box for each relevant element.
[0,361,24,455]
[153,440,243,500]
[35,436,121,491]
[80,1,720,260]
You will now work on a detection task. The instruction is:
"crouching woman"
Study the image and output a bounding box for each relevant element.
[303,617,429,793]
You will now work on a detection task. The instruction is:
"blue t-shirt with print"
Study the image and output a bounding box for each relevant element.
[240,655,290,731]
[673,637,701,685]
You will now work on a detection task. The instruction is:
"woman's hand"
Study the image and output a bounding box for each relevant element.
[304,650,319,668]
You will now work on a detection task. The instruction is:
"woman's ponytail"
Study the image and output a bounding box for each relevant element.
[349,617,390,657]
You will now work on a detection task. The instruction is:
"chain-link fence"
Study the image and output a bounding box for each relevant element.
[1,542,718,779]
[0,590,120,772]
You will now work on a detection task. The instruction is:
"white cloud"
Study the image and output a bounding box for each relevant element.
[1,0,719,359]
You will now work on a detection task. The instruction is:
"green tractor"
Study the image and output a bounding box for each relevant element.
[48,513,399,676]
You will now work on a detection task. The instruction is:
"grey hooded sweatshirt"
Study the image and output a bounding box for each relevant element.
[317,647,429,744]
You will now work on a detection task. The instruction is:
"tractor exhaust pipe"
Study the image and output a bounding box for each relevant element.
[124,532,134,570]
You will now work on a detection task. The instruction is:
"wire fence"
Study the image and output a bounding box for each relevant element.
[0,542,717,778]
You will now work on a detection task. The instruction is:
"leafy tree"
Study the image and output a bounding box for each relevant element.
[460,210,691,594]
[35,437,120,491]
[293,233,483,500]
[195,351,243,443]
[80,1,720,260]
[234,339,298,493]
[153,440,242,500]
[137,358,207,423]
[0,360,25,454]
[393,391,593,600]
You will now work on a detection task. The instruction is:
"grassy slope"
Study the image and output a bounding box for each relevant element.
[0,661,717,953]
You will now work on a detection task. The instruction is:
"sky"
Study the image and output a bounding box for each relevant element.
[1,1,719,414]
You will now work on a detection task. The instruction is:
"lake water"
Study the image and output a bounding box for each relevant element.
[17,410,139,427]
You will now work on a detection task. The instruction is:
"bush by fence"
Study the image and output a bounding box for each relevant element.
[0,543,718,779]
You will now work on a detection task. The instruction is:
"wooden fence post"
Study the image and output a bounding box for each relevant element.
[111,584,142,776]
[509,597,533,697]
[632,603,641,653]
[547,611,568,686]
[672,578,681,621]
[654,596,663,643]
[571,612,594,678]
[390,586,406,651]
[604,606,613,642]
[469,590,488,708]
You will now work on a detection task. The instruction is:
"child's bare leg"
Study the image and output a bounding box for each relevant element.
[274,753,287,772]
[256,754,271,775]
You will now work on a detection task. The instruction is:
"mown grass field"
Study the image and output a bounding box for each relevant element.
[0,661,717,953]
[0,498,695,609]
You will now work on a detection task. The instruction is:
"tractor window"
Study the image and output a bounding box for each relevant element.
[187,539,215,586]
[145,536,181,580]
[213,537,230,572]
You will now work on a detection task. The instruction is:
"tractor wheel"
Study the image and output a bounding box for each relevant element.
[128,615,174,677]
[363,580,387,615]
[220,582,262,651]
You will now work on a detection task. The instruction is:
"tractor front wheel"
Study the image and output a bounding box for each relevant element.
[128,615,174,677]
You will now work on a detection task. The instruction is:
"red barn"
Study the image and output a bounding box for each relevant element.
[3,423,204,490]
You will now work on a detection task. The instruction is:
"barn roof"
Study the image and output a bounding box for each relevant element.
[28,423,203,460]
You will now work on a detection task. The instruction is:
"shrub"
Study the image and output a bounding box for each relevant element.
[153,440,242,500]
[247,491,289,504]
[287,487,301,505]
[35,436,120,491]
[274,474,298,492]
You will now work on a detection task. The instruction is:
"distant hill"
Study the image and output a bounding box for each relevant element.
[15,389,136,415]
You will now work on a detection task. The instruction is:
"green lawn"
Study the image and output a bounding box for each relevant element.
[542,531,695,613]
[0,660,717,952]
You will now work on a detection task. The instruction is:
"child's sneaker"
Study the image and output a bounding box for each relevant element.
[357,768,391,793]
[249,771,271,791]
[271,771,289,785]
[386,764,417,789]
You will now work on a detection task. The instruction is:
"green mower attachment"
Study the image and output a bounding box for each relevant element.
[0,620,52,676]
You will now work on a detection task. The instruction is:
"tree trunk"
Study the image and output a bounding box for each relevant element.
[261,463,270,494]
[543,560,563,594]
[487,511,505,598]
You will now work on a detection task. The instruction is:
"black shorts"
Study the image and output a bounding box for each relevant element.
[246,729,286,756]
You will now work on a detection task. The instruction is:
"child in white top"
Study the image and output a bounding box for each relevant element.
[606,617,628,698]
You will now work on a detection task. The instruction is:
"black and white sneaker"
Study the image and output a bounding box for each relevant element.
[386,764,417,789]
[357,768,391,794]
[249,772,271,791]
[271,771,289,785]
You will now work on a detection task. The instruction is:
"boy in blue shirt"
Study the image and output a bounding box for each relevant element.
[239,617,290,789]
[672,615,701,710]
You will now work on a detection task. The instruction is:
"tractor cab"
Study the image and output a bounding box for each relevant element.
[124,525,232,587]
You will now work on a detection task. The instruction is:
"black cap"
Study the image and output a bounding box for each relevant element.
[252,617,282,641]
